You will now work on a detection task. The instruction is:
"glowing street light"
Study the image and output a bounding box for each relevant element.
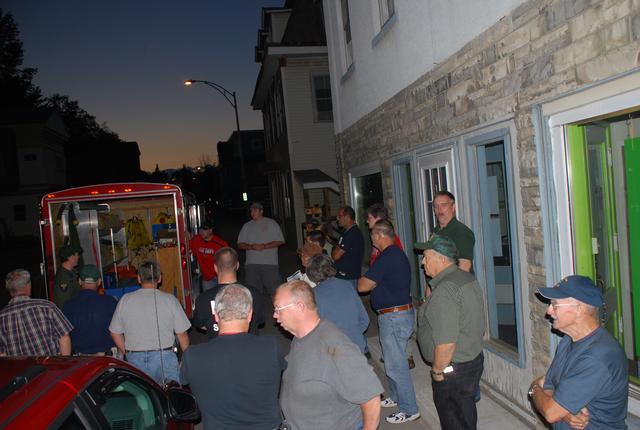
[183,79,247,199]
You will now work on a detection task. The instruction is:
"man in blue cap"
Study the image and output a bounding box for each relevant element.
[529,275,628,429]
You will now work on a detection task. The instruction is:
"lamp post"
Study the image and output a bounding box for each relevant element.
[184,79,247,201]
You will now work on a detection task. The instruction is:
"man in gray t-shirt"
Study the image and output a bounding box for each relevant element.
[275,280,382,430]
[109,261,191,385]
[237,202,285,296]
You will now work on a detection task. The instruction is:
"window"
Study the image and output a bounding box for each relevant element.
[350,167,383,266]
[312,75,333,122]
[378,0,395,27]
[14,204,26,221]
[341,0,353,69]
[24,153,37,161]
[93,376,164,429]
[468,129,523,362]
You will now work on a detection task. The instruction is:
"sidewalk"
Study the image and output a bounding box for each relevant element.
[366,334,533,429]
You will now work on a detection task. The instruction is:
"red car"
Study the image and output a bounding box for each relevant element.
[0,356,200,430]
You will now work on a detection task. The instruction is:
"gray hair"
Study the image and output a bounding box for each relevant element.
[138,260,162,284]
[277,280,317,311]
[306,254,336,284]
[214,284,253,321]
[372,219,395,238]
[6,269,31,295]
[425,249,457,266]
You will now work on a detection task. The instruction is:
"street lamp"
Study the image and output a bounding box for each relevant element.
[184,79,247,201]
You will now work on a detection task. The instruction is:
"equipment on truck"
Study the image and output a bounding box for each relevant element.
[40,183,208,317]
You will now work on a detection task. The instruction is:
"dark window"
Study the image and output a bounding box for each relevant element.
[313,75,333,122]
[24,153,37,161]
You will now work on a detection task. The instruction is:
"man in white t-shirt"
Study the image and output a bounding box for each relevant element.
[109,261,191,385]
[237,202,285,297]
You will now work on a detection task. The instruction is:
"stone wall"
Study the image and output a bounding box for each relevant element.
[335,0,640,410]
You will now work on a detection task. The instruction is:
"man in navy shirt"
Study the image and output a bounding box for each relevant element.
[530,275,628,429]
[358,220,420,425]
[63,265,117,355]
[332,206,364,289]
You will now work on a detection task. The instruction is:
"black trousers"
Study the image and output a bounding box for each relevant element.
[432,352,484,430]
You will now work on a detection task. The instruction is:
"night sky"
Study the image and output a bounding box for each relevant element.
[4,0,283,171]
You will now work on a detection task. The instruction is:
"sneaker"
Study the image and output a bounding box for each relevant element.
[408,355,416,369]
[364,351,372,360]
[380,397,397,408]
[386,412,421,424]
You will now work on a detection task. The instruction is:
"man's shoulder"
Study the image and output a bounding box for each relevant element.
[449,218,474,237]
[195,287,218,305]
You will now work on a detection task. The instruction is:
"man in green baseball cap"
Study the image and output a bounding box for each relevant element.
[62,265,118,355]
[416,234,485,430]
[54,244,82,309]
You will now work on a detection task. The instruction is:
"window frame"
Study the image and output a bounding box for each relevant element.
[465,125,526,367]
[310,73,333,123]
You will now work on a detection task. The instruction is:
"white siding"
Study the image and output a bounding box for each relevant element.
[281,57,338,179]
[323,0,526,133]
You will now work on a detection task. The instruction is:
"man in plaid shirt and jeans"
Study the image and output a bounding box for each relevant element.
[0,269,73,356]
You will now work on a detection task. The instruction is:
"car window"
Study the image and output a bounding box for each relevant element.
[52,410,88,430]
[96,378,164,430]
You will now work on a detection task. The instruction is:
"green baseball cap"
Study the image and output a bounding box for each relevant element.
[415,234,458,259]
[79,265,101,283]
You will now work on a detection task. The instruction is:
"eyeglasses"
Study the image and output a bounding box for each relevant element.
[273,303,296,314]
[550,303,579,310]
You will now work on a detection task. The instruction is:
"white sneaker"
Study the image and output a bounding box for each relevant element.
[380,397,398,408]
[386,412,421,424]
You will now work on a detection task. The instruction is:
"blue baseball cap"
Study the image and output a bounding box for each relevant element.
[537,275,603,308]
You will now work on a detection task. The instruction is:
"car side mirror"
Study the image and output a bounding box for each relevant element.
[167,387,200,423]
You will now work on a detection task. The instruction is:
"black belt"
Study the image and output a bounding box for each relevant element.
[126,346,174,353]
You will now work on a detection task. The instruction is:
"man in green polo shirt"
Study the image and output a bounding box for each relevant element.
[53,244,82,309]
[432,191,475,272]
[416,234,485,430]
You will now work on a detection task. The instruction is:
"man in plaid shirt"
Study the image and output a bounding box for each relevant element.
[0,269,73,356]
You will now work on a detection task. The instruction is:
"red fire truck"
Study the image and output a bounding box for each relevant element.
[40,183,203,317]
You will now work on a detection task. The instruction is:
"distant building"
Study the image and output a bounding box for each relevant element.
[217,129,269,210]
[252,0,340,248]
[0,108,68,238]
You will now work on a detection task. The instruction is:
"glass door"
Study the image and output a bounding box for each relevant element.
[566,115,640,379]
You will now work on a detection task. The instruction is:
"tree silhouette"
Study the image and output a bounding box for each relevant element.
[0,9,42,110]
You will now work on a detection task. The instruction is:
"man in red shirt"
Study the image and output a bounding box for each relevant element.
[189,218,229,292]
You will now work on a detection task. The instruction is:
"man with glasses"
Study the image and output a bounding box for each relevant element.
[529,275,628,429]
[275,280,383,430]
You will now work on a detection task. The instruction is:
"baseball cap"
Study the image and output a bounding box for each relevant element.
[79,265,101,283]
[537,275,603,308]
[249,201,263,210]
[59,244,82,260]
[414,234,458,260]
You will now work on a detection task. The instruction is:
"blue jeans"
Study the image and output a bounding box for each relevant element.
[126,350,180,386]
[378,309,419,415]
[432,352,484,430]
